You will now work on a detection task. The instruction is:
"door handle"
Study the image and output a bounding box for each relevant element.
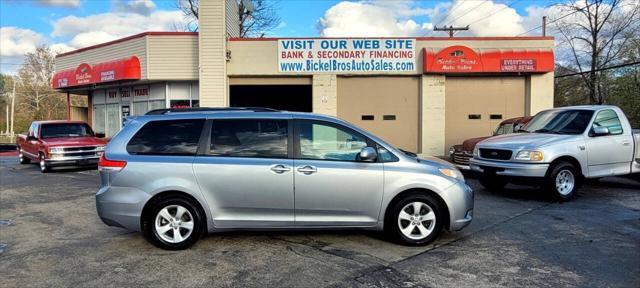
[297,165,317,175]
[621,141,630,146]
[269,164,291,174]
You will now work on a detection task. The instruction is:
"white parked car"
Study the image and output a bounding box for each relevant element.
[470,105,640,200]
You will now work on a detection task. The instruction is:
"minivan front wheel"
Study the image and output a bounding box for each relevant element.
[144,197,204,250]
[386,194,443,246]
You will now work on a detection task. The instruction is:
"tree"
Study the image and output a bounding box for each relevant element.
[15,46,66,121]
[553,0,640,104]
[177,0,281,37]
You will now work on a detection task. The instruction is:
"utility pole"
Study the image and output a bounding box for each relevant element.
[542,16,547,36]
[434,25,469,37]
[10,78,15,136]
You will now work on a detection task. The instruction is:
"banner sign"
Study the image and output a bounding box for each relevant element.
[278,39,416,73]
[500,59,537,72]
[423,46,554,74]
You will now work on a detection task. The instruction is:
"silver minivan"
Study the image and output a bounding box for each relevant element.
[96,108,473,250]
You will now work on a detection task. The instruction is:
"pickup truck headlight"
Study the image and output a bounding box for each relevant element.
[439,168,464,181]
[449,146,456,156]
[515,150,544,161]
[96,146,105,151]
[48,147,64,154]
[473,147,479,158]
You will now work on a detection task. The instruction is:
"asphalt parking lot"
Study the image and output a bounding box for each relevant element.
[1,156,639,288]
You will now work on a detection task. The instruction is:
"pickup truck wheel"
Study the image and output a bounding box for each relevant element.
[385,194,443,246]
[39,154,50,173]
[545,162,580,200]
[479,173,507,191]
[143,197,204,250]
[18,147,30,164]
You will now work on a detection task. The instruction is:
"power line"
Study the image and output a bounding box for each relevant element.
[516,2,595,36]
[463,0,523,27]
[443,0,489,27]
[555,61,640,78]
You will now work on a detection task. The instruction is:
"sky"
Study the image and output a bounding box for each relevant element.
[1,0,563,74]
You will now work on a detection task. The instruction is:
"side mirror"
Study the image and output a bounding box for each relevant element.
[358,147,378,162]
[592,126,610,136]
[95,133,106,138]
[26,135,37,141]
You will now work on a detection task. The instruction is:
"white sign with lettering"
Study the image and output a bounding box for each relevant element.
[278,39,416,74]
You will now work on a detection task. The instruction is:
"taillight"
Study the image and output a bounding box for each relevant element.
[98,154,127,172]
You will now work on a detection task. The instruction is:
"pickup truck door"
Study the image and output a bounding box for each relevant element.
[22,123,40,159]
[586,109,634,177]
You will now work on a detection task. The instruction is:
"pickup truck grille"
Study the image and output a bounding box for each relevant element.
[451,152,472,165]
[63,146,98,152]
[479,148,512,160]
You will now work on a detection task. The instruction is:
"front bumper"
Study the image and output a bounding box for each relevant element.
[469,158,549,177]
[444,181,474,231]
[96,185,151,231]
[46,155,99,167]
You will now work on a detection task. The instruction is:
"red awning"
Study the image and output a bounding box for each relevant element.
[423,46,554,74]
[52,56,141,89]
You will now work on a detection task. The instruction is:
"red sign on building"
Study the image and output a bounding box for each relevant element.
[75,63,93,85]
[423,46,553,74]
[52,56,141,89]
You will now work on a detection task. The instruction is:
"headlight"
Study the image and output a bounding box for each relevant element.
[473,147,479,157]
[515,150,544,161]
[96,146,105,151]
[48,147,64,154]
[439,168,464,181]
[449,146,456,156]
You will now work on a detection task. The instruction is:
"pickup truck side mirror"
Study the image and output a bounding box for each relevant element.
[95,133,106,138]
[592,126,610,137]
[26,135,38,141]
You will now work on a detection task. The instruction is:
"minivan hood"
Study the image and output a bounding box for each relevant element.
[419,156,456,169]
[477,133,578,149]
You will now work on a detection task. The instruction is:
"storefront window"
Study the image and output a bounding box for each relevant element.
[93,104,106,134]
[133,101,149,116]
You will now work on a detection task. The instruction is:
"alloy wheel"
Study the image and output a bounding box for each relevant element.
[154,205,194,243]
[555,169,575,196]
[39,156,46,171]
[397,201,436,240]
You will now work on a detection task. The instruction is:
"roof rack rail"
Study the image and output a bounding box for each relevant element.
[145,107,280,115]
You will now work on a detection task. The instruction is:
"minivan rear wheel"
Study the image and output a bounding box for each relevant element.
[144,197,204,250]
[386,194,443,246]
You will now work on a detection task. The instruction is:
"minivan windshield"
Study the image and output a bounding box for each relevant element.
[40,123,94,139]
[522,109,594,135]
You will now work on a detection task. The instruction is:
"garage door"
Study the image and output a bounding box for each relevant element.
[337,76,419,152]
[445,76,525,151]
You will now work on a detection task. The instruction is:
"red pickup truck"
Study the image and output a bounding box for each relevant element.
[16,120,107,172]
[449,116,533,169]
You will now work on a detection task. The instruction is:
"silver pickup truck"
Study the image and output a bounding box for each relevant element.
[470,105,640,200]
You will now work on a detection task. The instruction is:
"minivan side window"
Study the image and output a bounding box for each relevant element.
[127,119,205,155]
[592,109,623,135]
[209,119,288,158]
[297,121,368,161]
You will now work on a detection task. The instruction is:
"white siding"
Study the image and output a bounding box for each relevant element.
[226,0,240,37]
[147,35,199,80]
[199,0,227,107]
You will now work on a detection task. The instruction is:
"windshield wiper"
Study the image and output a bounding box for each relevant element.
[399,149,418,157]
[533,129,561,134]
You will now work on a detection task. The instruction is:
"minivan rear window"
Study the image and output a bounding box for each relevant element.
[127,119,205,155]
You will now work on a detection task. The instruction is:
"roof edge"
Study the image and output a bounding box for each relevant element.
[229,36,555,41]
[55,32,198,58]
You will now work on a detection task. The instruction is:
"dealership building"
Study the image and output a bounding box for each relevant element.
[52,1,555,156]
